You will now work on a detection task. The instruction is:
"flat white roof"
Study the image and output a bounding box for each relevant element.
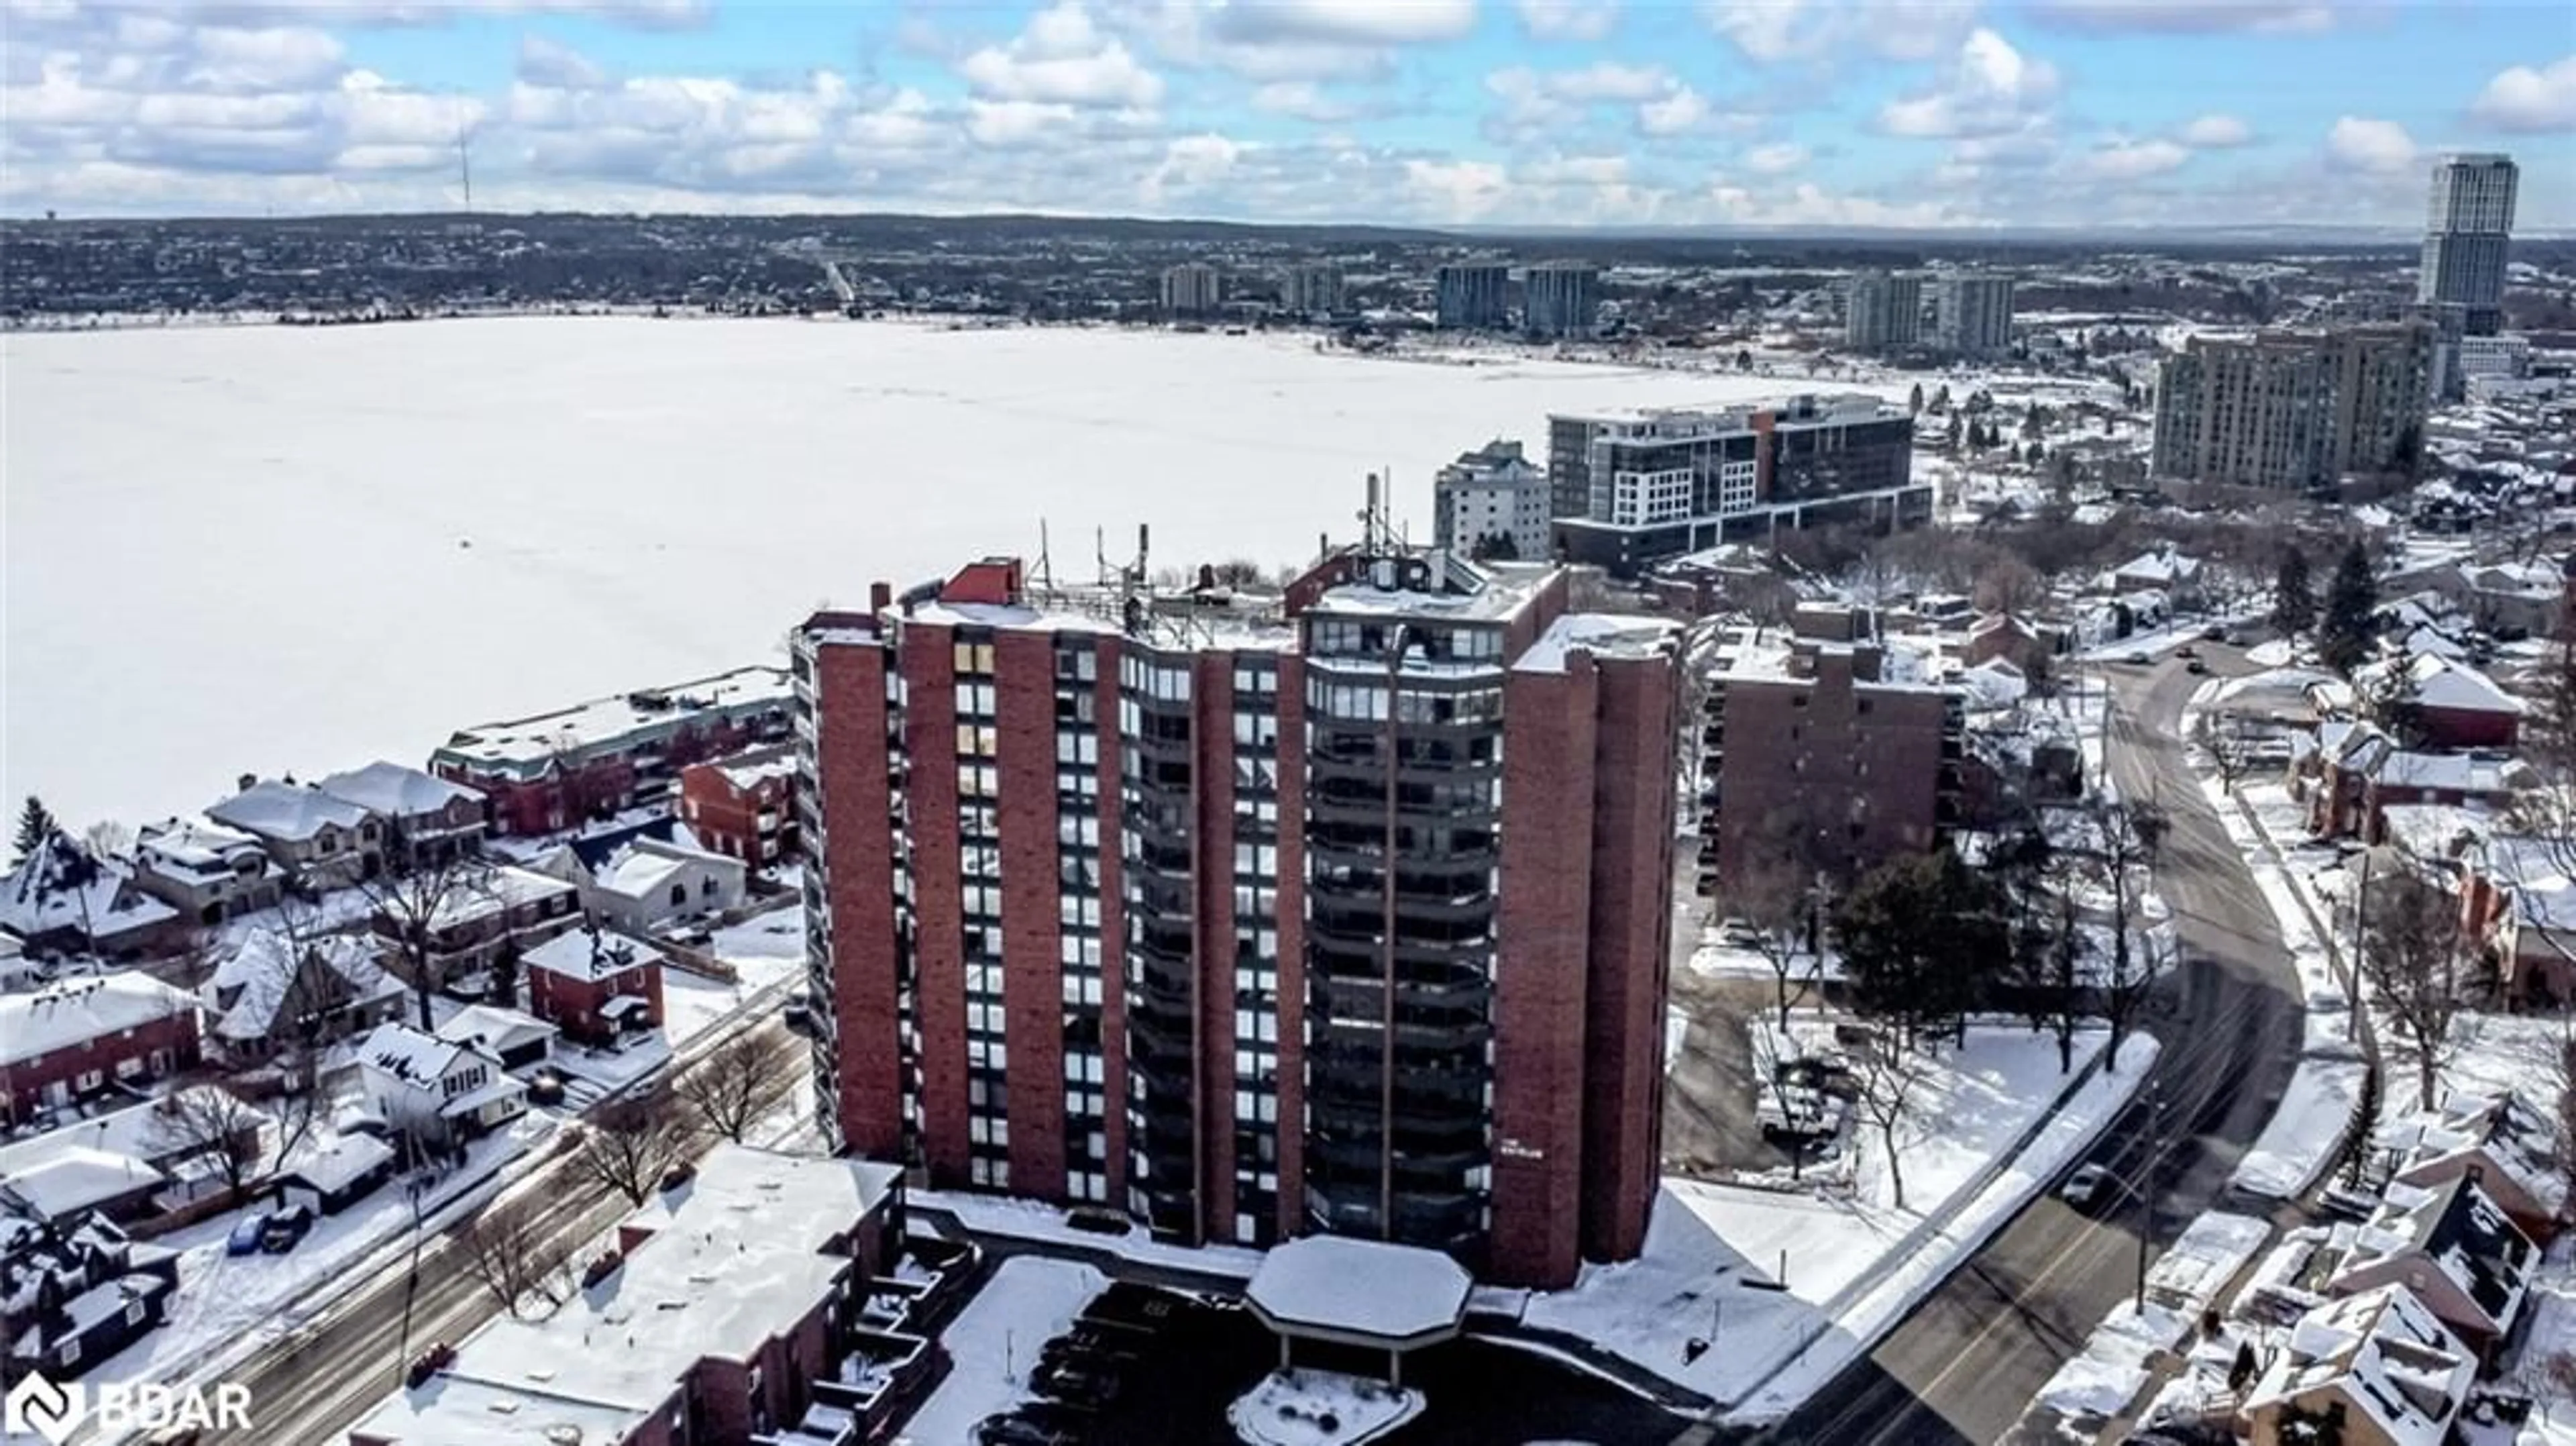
[0,972,198,1068]
[433,666,791,774]
[1245,1236,1472,1345]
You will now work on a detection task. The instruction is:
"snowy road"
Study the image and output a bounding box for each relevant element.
[1771,643,2308,1446]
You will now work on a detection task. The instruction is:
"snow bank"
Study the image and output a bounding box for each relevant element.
[912,1188,1265,1281]
[1524,1025,2156,1421]
[2234,1057,2369,1200]
[1228,1369,1426,1446]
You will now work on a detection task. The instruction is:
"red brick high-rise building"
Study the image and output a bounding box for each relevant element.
[792,539,1679,1288]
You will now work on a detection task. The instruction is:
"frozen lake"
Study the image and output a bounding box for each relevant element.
[5,317,1894,828]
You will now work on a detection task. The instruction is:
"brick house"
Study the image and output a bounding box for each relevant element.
[347,1145,908,1446]
[678,744,800,870]
[315,762,489,869]
[0,973,202,1127]
[2357,653,2524,750]
[130,817,284,927]
[2302,722,2531,841]
[375,864,581,1002]
[427,667,795,837]
[205,776,384,889]
[522,927,667,1045]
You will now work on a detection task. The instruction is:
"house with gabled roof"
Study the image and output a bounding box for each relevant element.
[130,816,284,927]
[351,1022,525,1147]
[2327,1175,2537,1364]
[0,836,182,962]
[315,762,488,870]
[207,776,383,888]
[2240,1284,2474,1446]
[2379,1092,2563,1245]
[201,931,405,1066]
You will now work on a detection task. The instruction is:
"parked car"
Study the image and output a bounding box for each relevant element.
[406,1341,455,1388]
[2186,659,2209,675]
[1716,917,1762,948]
[659,1161,697,1192]
[2059,1164,2116,1211]
[261,1203,315,1253]
[226,1210,271,1257]
[2200,624,2227,641]
[2175,644,2198,659]
[2123,650,2151,665]
[1063,1206,1129,1237]
[1034,1360,1122,1408]
[976,1413,1081,1446]
[527,1069,566,1106]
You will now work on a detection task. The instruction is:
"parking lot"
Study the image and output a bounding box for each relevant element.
[973,1279,1686,1445]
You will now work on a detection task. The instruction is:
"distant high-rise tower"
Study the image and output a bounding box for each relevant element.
[1435,263,1511,330]
[1161,262,1223,317]
[2419,154,2517,336]
[1931,274,2015,358]
[1281,264,1344,317]
[1843,272,1923,352]
[1522,263,1600,340]
[2151,324,2434,492]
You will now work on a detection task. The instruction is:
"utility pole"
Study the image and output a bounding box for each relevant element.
[2134,1080,2162,1311]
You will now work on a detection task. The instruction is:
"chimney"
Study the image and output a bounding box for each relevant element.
[869,581,892,613]
[237,773,257,793]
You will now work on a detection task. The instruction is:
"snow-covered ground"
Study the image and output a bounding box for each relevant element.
[1229,1369,1425,1446]
[1525,1025,2156,1419]
[660,915,803,1048]
[87,1115,547,1393]
[911,1188,1267,1281]
[897,1254,1107,1445]
[3,318,1921,828]
[2030,1212,2271,1428]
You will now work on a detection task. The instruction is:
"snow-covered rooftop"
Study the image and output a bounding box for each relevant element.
[423,865,576,931]
[206,778,373,843]
[315,761,485,820]
[0,972,198,1068]
[708,745,796,794]
[0,1145,166,1220]
[0,843,180,943]
[133,816,270,879]
[207,931,397,1042]
[2357,654,2524,717]
[277,1133,396,1194]
[354,1021,479,1088]
[521,926,663,986]
[1512,613,1679,675]
[431,666,792,774]
[2243,1285,2471,1446]
[1245,1236,1472,1345]
[434,1004,557,1057]
[345,1373,650,1446]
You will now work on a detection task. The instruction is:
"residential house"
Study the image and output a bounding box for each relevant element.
[1963,611,2049,675]
[0,1208,181,1379]
[2356,653,2524,750]
[0,974,202,1127]
[433,1004,557,1072]
[129,817,284,926]
[522,927,667,1045]
[427,666,795,837]
[315,762,489,869]
[205,776,383,888]
[0,837,182,961]
[201,931,405,1067]
[2378,1092,2563,1244]
[375,864,580,1002]
[351,1022,527,1147]
[2301,721,2531,841]
[346,1144,906,1446]
[678,745,799,870]
[2239,1284,2473,1446]
[2457,560,2565,639]
[274,1133,398,1217]
[2377,815,2576,1009]
[0,1090,270,1224]
[535,836,745,937]
[2327,1176,2536,1363]
[2105,547,2205,611]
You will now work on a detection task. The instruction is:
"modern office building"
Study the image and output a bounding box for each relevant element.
[1161,262,1223,317]
[2457,333,2533,381]
[2151,324,2435,492]
[1931,273,2015,358]
[1281,264,1344,318]
[1697,611,1966,898]
[1547,394,1925,578]
[1521,262,1600,340]
[793,533,1680,1288]
[1843,272,1923,352]
[1432,440,1551,562]
[1434,262,1511,330]
[2420,154,2518,337]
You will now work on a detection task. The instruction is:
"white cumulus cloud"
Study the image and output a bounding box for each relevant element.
[1517,0,1619,41]
[2469,54,2576,134]
[959,3,1164,109]
[2325,115,2416,172]
[1878,28,2059,140]
[2076,137,2190,180]
[2177,113,2250,148]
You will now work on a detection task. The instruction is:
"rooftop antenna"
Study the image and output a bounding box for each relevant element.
[1034,519,1055,599]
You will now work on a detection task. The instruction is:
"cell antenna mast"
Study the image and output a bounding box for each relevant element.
[457,119,472,210]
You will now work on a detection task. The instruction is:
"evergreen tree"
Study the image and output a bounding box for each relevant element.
[1945,413,1964,451]
[1908,381,1924,415]
[12,796,56,863]
[2318,540,2381,676]
[2272,546,2316,637]
[1835,850,2010,1046]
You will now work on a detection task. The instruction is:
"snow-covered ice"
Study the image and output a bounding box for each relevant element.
[2,318,1911,828]
[897,1254,1106,1444]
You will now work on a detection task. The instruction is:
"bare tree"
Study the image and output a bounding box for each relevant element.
[1972,555,2045,617]
[1747,1019,1815,1182]
[2360,869,2470,1114]
[1849,1030,1935,1210]
[573,1088,698,1207]
[146,1083,269,1202]
[2194,712,2257,794]
[1730,824,1821,1033]
[358,815,494,1032]
[676,1029,798,1143]
[2066,792,2170,1069]
[456,1196,573,1319]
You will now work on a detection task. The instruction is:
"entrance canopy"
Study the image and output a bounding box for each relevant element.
[1244,1236,1472,1353]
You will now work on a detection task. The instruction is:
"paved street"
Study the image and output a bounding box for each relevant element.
[176,1015,802,1446]
[1766,647,2308,1445]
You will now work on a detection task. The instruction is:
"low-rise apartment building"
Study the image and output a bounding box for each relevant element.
[347,1144,906,1446]
[429,667,794,836]
[0,973,203,1127]
[680,745,799,869]
[374,864,582,1000]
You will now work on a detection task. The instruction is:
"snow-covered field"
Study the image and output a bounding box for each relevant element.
[3,318,1903,828]
[898,1254,1106,1445]
[1525,1024,2155,1417]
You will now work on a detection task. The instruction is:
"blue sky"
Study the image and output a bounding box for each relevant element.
[4,1,2571,229]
